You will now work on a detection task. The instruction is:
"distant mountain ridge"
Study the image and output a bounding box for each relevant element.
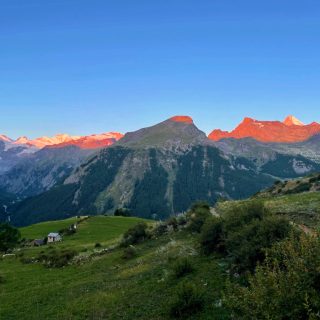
[1,132,123,150]
[0,131,123,176]
[209,115,320,143]
[9,115,320,226]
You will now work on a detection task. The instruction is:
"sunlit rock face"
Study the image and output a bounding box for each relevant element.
[170,116,194,124]
[209,116,320,143]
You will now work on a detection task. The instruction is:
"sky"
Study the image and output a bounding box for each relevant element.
[0,0,320,139]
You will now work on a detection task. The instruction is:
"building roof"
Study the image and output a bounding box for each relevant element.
[34,239,44,245]
[48,232,60,237]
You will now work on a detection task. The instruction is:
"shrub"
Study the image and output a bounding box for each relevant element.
[94,242,102,248]
[309,176,319,183]
[0,223,21,252]
[171,258,194,279]
[167,217,178,231]
[122,246,137,260]
[20,257,34,264]
[169,283,204,318]
[121,222,149,247]
[225,202,292,272]
[114,208,131,217]
[190,201,210,212]
[0,274,5,284]
[224,233,320,319]
[200,217,225,255]
[37,249,77,268]
[176,214,187,226]
[201,201,293,272]
[153,222,168,237]
[186,201,211,233]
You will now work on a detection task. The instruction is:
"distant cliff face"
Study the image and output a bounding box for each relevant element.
[0,146,95,198]
[209,116,320,143]
[10,116,320,226]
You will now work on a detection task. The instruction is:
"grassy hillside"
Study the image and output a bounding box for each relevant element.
[1,189,320,319]
[0,215,228,320]
[217,190,320,227]
[20,216,149,249]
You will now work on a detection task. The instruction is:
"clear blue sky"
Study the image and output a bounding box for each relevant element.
[1,0,319,139]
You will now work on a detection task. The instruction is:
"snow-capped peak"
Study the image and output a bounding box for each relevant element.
[15,136,30,144]
[283,115,305,126]
[0,134,13,142]
[9,132,124,149]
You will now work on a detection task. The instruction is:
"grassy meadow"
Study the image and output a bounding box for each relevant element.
[1,190,320,319]
[0,216,227,320]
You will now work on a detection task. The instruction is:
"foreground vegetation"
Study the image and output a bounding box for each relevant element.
[1,187,320,319]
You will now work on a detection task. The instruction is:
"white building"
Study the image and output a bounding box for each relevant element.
[47,232,62,243]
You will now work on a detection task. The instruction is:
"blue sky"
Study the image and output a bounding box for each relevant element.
[1,0,319,138]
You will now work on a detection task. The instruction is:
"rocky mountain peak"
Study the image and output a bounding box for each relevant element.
[209,116,320,143]
[117,116,208,149]
[283,115,304,126]
[170,115,194,124]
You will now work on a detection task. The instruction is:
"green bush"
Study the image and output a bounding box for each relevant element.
[200,217,225,255]
[167,217,178,231]
[169,283,204,318]
[153,222,168,237]
[121,222,149,247]
[114,208,131,217]
[186,201,211,233]
[94,242,102,248]
[200,201,292,272]
[224,233,320,319]
[37,249,77,268]
[171,258,194,279]
[176,214,187,226]
[20,257,34,264]
[122,246,137,260]
[0,274,5,284]
[0,223,21,252]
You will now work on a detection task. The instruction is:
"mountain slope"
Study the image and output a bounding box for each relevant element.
[209,115,320,143]
[0,146,95,198]
[11,117,275,225]
[11,116,320,226]
[0,132,123,176]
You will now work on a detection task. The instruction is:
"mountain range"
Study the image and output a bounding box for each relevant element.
[209,115,320,143]
[2,114,319,226]
[1,132,123,149]
[0,132,123,175]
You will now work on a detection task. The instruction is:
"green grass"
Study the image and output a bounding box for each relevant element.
[217,192,320,227]
[20,217,80,239]
[0,216,228,320]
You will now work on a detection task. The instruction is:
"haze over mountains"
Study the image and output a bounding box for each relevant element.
[1,114,319,226]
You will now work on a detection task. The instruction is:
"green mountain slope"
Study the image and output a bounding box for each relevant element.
[10,118,320,226]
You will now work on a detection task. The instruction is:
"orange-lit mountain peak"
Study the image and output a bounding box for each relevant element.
[170,116,193,124]
[283,115,304,126]
[10,132,123,150]
[15,136,30,144]
[209,116,320,143]
[241,117,255,123]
